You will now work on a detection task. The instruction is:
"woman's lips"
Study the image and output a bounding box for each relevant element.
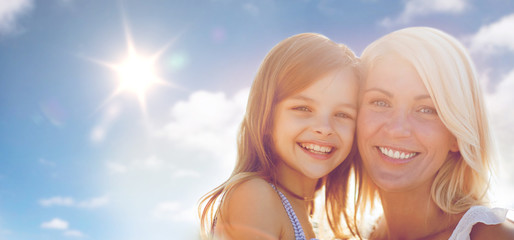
[376,146,419,164]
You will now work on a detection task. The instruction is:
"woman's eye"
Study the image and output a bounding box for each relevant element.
[419,107,436,114]
[292,106,310,112]
[372,100,389,107]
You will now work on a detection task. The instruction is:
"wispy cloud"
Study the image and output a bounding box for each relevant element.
[106,156,200,179]
[90,103,122,143]
[152,201,195,222]
[485,68,514,209]
[380,0,468,27]
[106,156,171,174]
[41,218,69,230]
[76,196,110,208]
[243,3,259,16]
[63,230,85,238]
[41,218,85,238]
[0,0,33,36]
[56,0,76,5]
[468,13,514,54]
[38,158,56,167]
[39,196,74,207]
[39,196,109,208]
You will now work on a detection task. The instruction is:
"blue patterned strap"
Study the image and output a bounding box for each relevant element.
[270,183,308,240]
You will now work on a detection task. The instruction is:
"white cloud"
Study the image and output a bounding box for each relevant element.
[484,69,514,208]
[41,218,69,230]
[0,0,33,36]
[152,201,196,222]
[63,229,85,238]
[39,196,109,208]
[39,197,74,207]
[102,89,249,237]
[164,89,248,169]
[381,0,468,27]
[106,156,172,174]
[76,196,110,208]
[41,219,85,238]
[172,169,200,178]
[106,161,128,173]
[469,14,514,54]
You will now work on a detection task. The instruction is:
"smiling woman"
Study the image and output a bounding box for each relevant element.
[352,27,514,240]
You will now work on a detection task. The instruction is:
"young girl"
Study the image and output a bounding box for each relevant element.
[199,33,360,239]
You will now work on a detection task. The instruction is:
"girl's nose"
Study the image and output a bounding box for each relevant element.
[313,115,334,136]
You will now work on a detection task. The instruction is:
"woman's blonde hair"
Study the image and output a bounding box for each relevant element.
[356,27,495,227]
[198,33,360,238]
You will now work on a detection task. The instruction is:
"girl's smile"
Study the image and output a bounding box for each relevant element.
[273,67,358,180]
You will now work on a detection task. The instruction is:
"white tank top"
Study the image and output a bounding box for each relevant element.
[449,205,511,240]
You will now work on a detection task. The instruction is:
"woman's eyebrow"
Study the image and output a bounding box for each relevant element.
[364,88,431,101]
[363,87,392,97]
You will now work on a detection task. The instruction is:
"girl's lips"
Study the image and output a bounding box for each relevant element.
[297,142,336,160]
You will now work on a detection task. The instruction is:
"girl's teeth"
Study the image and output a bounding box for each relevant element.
[300,143,333,154]
[379,147,416,159]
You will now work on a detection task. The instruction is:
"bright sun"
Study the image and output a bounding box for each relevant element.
[89,12,174,114]
[114,53,160,99]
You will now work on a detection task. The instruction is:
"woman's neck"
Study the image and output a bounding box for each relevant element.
[376,184,461,240]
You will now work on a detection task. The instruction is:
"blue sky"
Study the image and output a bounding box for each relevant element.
[1,0,513,239]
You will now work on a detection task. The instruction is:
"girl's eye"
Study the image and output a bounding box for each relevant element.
[335,112,351,119]
[372,100,389,107]
[292,106,310,112]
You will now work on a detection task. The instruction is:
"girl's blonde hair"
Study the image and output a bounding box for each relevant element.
[356,27,495,230]
[198,33,360,238]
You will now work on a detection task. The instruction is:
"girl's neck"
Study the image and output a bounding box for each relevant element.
[275,162,318,203]
[376,184,461,240]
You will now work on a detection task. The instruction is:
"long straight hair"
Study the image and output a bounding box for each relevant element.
[198,33,360,238]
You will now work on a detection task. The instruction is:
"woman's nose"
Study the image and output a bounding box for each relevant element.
[385,110,412,138]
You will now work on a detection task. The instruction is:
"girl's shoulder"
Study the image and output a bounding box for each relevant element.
[223,177,284,214]
[215,178,288,239]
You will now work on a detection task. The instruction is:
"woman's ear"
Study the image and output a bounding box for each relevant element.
[450,137,459,153]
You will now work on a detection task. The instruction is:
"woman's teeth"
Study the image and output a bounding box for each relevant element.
[379,147,416,159]
[300,143,333,154]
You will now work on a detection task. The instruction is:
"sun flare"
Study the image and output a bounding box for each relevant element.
[114,53,160,98]
[88,10,178,115]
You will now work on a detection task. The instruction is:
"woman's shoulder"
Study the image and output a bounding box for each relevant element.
[215,177,287,239]
[470,218,514,239]
[451,206,514,240]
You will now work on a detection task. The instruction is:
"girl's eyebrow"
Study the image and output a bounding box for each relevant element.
[291,95,357,110]
[290,95,314,102]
